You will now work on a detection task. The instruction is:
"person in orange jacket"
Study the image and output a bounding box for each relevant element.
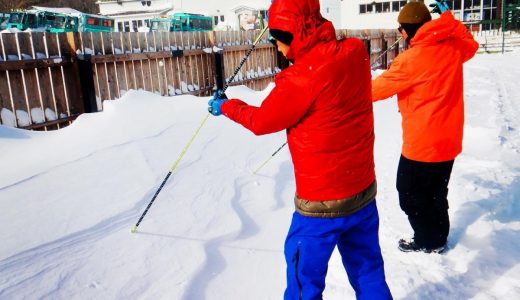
[372,1,479,253]
[209,0,393,298]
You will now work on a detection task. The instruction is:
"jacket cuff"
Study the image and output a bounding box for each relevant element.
[221,99,245,119]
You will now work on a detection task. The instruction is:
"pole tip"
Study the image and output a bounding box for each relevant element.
[131,225,138,233]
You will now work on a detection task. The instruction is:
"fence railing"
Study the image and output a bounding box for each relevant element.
[0,29,403,130]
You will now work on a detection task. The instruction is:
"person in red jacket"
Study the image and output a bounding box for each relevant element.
[208,0,392,298]
[372,1,479,253]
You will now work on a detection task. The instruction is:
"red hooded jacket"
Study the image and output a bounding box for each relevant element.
[221,0,375,201]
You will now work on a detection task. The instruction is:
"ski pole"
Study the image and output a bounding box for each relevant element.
[370,36,402,68]
[221,26,269,95]
[131,113,211,233]
[131,28,269,233]
[370,2,440,66]
[253,141,287,174]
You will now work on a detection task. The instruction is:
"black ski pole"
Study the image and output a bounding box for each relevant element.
[131,27,269,233]
[253,141,288,174]
[219,26,269,96]
[371,36,402,67]
[131,113,210,233]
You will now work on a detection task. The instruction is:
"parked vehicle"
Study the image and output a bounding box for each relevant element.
[150,13,213,32]
[0,12,10,30]
[5,8,114,32]
[6,10,47,31]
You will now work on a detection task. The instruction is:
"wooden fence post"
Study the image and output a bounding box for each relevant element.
[381,33,388,69]
[363,38,371,59]
[77,54,98,113]
[214,50,225,91]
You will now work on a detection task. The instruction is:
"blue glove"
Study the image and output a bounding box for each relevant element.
[208,90,228,116]
[429,0,450,14]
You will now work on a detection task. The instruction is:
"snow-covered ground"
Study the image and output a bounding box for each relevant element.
[1,51,519,299]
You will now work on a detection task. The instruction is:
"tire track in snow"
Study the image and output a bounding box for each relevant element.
[490,68,520,154]
[412,58,520,299]
[0,187,158,298]
[180,177,260,300]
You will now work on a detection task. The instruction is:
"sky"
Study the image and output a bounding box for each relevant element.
[1,50,520,299]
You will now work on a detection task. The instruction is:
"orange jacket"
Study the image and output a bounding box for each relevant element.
[372,11,478,162]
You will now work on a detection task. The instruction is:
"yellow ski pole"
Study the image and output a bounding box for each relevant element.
[131,114,210,233]
[131,27,269,233]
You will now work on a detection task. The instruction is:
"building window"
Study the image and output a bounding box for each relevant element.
[451,0,462,10]
[383,2,390,12]
[360,1,404,14]
[392,1,400,12]
[376,2,383,12]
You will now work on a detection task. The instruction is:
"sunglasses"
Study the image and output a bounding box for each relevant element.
[398,26,404,33]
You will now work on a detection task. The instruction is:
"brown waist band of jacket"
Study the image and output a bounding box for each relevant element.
[294,180,377,218]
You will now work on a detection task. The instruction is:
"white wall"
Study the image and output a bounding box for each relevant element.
[320,0,342,29]
[100,0,350,29]
[171,0,269,30]
[341,0,438,30]
[98,0,174,15]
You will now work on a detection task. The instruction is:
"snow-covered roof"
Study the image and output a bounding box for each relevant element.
[31,6,83,17]
[231,5,265,14]
[101,7,173,17]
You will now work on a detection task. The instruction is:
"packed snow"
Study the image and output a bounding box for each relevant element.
[1,51,519,299]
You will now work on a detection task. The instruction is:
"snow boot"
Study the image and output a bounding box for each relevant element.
[398,238,446,254]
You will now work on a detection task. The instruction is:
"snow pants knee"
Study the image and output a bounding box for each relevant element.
[396,155,454,248]
[283,200,392,300]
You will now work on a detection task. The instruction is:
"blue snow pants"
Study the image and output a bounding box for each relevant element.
[283,200,392,300]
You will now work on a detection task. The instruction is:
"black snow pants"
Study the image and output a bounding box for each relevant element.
[396,155,454,249]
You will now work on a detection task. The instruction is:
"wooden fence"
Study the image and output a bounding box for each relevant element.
[0,29,402,130]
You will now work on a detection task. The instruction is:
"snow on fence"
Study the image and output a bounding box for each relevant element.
[0,29,403,130]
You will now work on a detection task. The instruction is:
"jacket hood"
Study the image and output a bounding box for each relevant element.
[411,11,468,47]
[268,0,334,60]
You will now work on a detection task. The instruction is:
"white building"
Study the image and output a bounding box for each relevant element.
[97,0,343,31]
[96,0,175,32]
[97,0,272,31]
[321,0,342,28]
[341,0,501,31]
[175,0,342,30]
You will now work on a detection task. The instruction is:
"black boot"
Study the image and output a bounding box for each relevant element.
[398,238,447,254]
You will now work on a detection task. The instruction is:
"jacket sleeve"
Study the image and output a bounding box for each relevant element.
[371,55,412,102]
[451,17,479,63]
[220,70,315,135]
[441,11,479,62]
